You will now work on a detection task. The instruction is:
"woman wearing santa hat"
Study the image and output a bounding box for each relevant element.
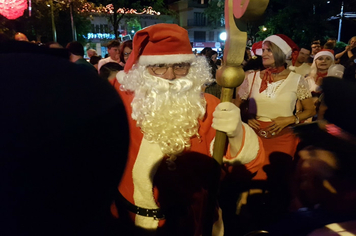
[305,50,335,96]
[237,34,316,182]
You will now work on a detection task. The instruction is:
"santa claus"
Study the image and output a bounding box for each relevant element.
[110,23,265,235]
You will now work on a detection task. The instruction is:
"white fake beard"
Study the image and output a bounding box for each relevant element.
[119,57,213,156]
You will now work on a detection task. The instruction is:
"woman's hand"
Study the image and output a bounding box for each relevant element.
[267,116,295,134]
[248,118,260,130]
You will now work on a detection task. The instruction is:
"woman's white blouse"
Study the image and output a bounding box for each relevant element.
[304,75,321,93]
[238,71,311,122]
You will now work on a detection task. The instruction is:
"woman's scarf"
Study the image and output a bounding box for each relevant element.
[259,66,285,93]
[315,72,328,85]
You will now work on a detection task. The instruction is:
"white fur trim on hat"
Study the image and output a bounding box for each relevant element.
[251,49,262,57]
[264,35,292,57]
[314,51,335,62]
[138,54,196,66]
[255,48,262,56]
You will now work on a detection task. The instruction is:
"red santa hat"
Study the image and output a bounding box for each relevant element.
[314,49,335,62]
[263,34,299,60]
[251,41,262,57]
[124,23,196,72]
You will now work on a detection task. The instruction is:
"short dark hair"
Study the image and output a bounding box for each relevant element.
[324,42,335,49]
[99,62,123,80]
[66,41,84,56]
[200,47,212,56]
[89,55,102,65]
[107,40,121,49]
[299,45,311,52]
[311,40,321,46]
[206,50,217,58]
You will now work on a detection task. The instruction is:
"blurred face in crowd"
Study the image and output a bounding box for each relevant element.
[262,42,275,68]
[211,54,217,63]
[326,39,336,48]
[123,46,132,63]
[297,48,311,64]
[87,49,97,58]
[108,46,120,61]
[296,147,339,207]
[311,43,321,55]
[315,55,333,72]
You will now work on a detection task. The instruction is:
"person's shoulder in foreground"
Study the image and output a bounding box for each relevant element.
[0,40,129,236]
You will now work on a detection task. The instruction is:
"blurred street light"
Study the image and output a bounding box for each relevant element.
[219,32,226,41]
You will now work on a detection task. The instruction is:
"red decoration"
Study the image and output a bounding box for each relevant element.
[0,0,28,20]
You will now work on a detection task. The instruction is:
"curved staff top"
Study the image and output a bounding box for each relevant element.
[213,0,269,164]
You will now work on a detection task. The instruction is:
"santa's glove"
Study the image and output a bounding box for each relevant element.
[212,102,244,157]
[212,102,242,138]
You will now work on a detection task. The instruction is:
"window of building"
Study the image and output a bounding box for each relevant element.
[91,24,95,33]
[95,25,99,34]
[194,12,206,26]
[194,31,206,42]
[100,24,104,33]
[209,31,214,41]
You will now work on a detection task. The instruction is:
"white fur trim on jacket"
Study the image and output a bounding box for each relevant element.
[223,123,259,164]
[138,54,196,66]
[209,123,259,164]
[132,138,164,229]
[116,70,126,83]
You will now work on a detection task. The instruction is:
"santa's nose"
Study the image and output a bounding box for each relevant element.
[162,67,176,80]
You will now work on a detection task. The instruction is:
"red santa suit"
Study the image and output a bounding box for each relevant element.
[110,78,265,235]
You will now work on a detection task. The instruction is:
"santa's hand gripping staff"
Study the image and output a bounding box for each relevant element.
[110,23,265,235]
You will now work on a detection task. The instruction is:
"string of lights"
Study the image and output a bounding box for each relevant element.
[78,3,160,15]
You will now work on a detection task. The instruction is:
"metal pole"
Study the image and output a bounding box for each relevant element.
[50,0,57,42]
[338,1,344,42]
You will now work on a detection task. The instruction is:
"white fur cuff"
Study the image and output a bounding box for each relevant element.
[223,123,259,164]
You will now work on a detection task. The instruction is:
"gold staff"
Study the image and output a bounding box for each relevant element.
[213,0,269,165]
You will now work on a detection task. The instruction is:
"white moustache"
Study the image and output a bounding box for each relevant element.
[151,76,193,93]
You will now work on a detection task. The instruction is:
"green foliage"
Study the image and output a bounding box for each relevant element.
[335,41,347,50]
[204,0,225,29]
[256,0,340,46]
[126,17,141,33]
[203,0,346,46]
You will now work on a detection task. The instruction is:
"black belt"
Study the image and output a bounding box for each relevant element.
[117,191,165,220]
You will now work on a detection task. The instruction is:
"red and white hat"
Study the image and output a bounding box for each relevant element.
[124,23,196,72]
[314,49,335,62]
[263,34,299,59]
[251,41,262,57]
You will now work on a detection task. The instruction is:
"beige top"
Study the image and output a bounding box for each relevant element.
[238,71,311,122]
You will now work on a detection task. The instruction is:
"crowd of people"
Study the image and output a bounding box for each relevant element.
[1,26,356,236]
